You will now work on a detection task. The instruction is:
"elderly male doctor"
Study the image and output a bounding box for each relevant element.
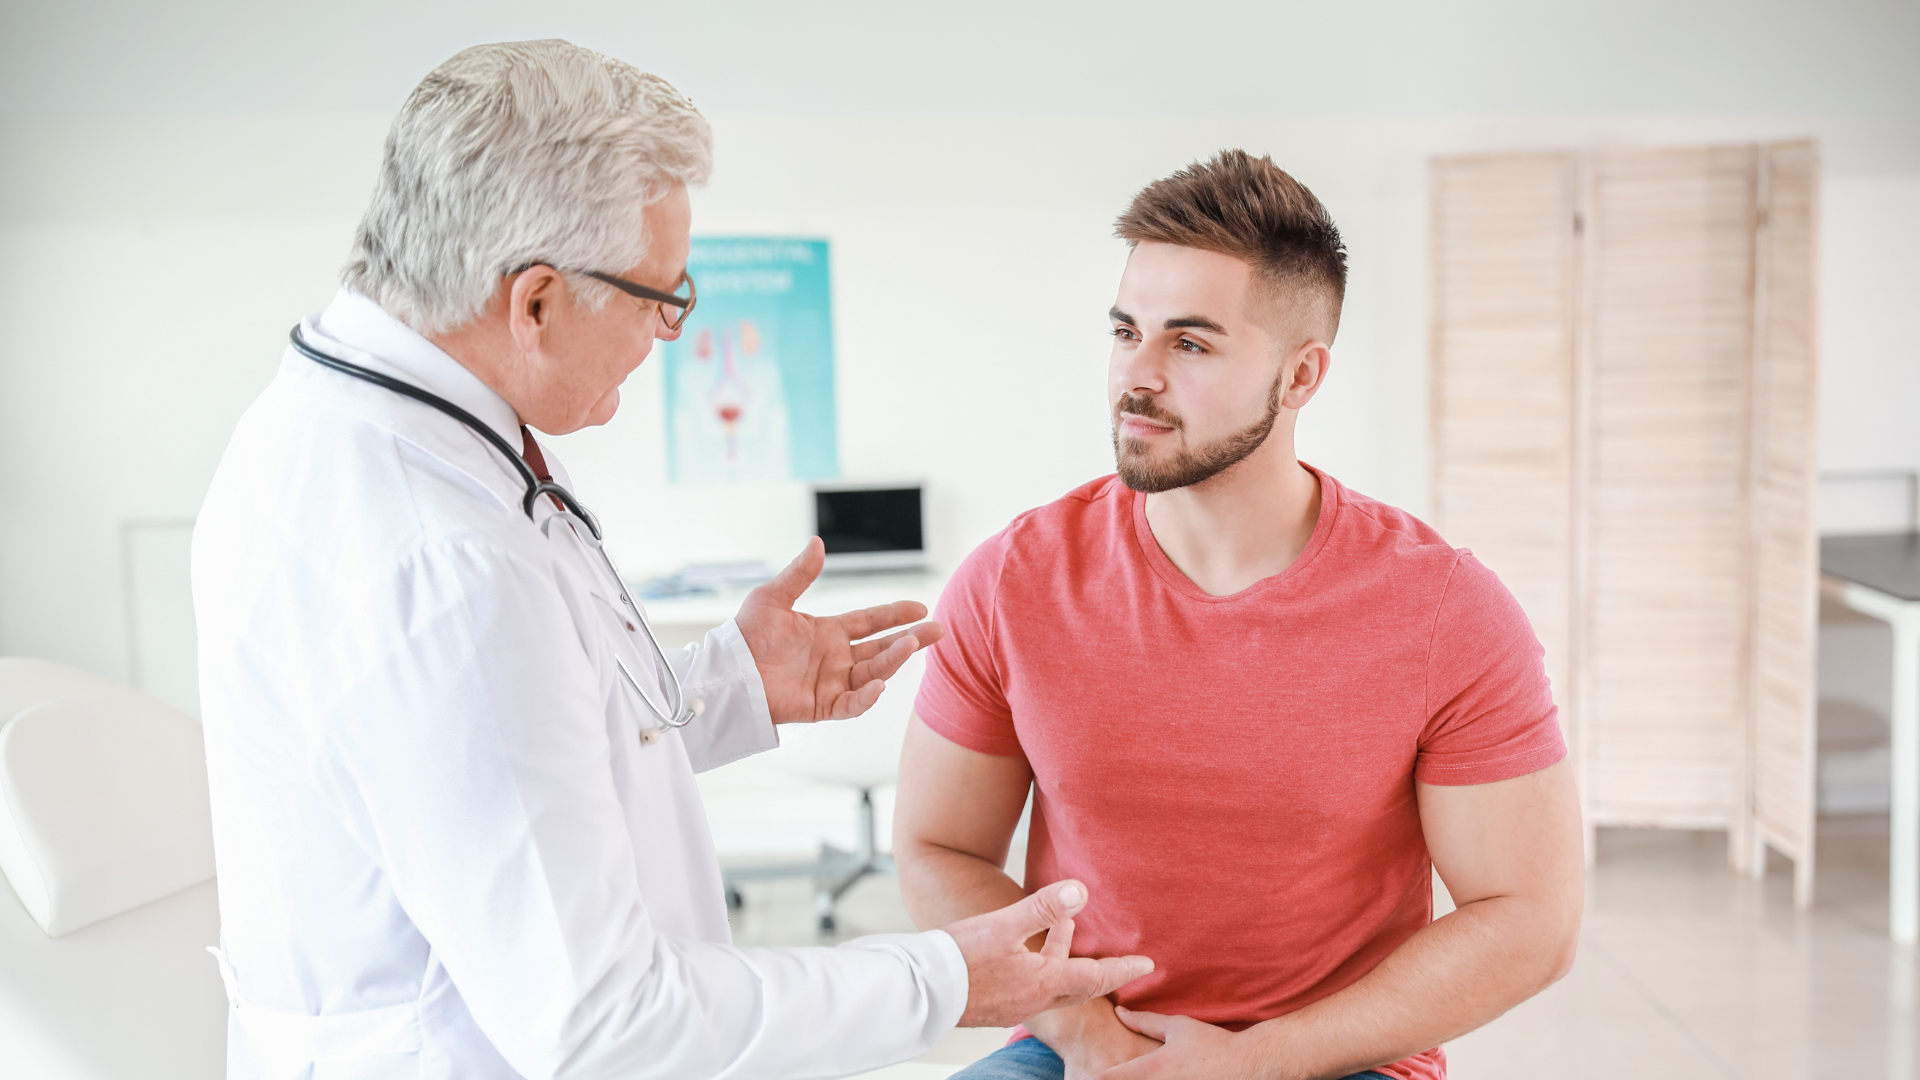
[192,40,1149,1080]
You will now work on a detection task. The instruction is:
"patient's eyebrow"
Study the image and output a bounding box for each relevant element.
[1165,315,1227,334]
[1109,308,1228,335]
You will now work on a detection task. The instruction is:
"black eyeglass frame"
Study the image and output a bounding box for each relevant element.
[508,264,698,331]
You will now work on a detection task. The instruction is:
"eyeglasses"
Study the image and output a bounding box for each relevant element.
[510,264,698,332]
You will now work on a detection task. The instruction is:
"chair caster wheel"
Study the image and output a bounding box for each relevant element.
[725,887,744,911]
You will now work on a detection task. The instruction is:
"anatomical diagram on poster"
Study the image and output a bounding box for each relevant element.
[662,238,840,483]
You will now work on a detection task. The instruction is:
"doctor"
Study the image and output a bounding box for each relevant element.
[192,39,1150,1080]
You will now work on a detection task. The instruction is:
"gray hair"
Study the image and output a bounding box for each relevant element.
[343,40,712,335]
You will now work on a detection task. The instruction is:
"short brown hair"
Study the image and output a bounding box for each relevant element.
[1115,149,1347,339]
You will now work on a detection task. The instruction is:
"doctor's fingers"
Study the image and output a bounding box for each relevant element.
[832,600,933,641]
[1040,916,1075,959]
[824,676,889,720]
[848,625,922,661]
[847,627,935,686]
[755,537,826,606]
[1039,954,1159,1012]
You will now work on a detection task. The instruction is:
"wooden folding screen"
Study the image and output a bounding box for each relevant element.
[1429,152,1581,759]
[1585,146,1757,837]
[1747,143,1820,905]
[1430,142,1820,902]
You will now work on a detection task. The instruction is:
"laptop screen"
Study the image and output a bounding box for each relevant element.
[816,487,924,556]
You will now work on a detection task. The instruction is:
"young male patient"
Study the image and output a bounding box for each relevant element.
[893,151,1584,1080]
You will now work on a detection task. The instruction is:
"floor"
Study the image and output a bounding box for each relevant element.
[725,815,1918,1079]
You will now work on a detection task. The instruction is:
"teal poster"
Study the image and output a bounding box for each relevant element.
[662,238,840,483]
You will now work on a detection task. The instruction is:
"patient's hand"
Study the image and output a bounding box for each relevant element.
[1027,998,1162,1080]
[1096,1007,1258,1080]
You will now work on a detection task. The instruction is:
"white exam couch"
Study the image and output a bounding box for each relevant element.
[0,658,225,1079]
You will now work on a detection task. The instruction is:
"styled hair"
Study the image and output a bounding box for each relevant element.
[1114,150,1347,339]
[343,39,713,335]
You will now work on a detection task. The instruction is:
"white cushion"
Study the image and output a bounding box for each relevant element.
[0,659,214,937]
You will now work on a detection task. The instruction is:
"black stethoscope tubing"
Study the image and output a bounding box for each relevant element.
[287,324,701,730]
[289,325,603,536]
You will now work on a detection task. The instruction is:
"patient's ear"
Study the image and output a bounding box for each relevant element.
[1279,340,1332,411]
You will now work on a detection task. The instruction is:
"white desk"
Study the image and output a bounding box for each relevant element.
[639,571,948,636]
[1820,532,1920,943]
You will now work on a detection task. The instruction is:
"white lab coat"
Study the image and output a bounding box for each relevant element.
[191,290,967,1080]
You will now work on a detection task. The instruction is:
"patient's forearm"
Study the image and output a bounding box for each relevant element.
[1239,893,1576,1080]
[896,839,1028,932]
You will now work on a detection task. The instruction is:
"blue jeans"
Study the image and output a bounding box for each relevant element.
[948,1036,1396,1080]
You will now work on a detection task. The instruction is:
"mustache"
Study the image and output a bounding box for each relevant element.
[1113,393,1183,430]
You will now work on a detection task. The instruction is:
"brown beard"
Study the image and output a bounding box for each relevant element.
[1111,369,1285,493]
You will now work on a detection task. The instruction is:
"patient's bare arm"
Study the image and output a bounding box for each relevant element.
[894,715,1161,1078]
[1103,760,1585,1080]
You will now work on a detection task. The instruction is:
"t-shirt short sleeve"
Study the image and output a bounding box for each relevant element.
[1416,551,1568,786]
[914,529,1025,758]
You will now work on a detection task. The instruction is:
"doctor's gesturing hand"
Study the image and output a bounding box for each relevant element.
[736,536,946,723]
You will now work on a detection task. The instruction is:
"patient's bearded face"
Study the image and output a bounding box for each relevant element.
[1112,373,1283,493]
[1106,242,1289,493]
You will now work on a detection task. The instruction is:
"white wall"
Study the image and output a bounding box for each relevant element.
[1820,173,1920,473]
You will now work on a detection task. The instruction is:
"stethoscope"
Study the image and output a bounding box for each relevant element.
[289,325,703,739]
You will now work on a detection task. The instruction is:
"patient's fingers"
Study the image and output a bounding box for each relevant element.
[1110,1006,1171,1040]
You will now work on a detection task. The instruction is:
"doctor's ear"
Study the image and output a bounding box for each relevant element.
[507,266,566,349]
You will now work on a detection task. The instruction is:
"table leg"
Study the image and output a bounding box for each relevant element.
[1892,606,1920,945]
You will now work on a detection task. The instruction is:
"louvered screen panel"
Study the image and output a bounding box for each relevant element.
[1430,152,1579,748]
[1584,146,1758,827]
[1749,141,1820,904]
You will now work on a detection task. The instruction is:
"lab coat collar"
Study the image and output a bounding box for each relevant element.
[309,289,524,450]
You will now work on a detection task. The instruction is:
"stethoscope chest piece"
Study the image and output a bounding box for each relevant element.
[638,696,703,746]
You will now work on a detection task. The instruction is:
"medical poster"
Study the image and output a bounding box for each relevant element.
[662,238,840,483]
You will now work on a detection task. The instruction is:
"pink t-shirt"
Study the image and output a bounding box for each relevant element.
[914,469,1565,1080]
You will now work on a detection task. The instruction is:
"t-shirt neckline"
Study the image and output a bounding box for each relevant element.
[1127,462,1342,604]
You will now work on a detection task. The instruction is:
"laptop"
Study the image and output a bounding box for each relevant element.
[813,482,928,574]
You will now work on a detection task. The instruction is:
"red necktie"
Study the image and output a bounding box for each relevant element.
[519,426,566,510]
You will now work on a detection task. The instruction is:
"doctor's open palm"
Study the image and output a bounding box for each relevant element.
[736,537,947,723]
